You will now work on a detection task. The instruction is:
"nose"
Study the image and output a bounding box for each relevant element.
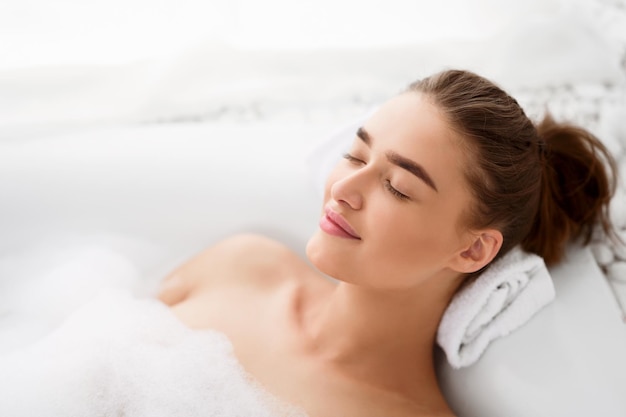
[329,167,368,210]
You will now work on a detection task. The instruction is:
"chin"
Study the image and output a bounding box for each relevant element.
[305,230,325,268]
[305,230,355,284]
[306,231,338,277]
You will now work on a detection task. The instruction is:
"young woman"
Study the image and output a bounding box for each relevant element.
[157,70,618,417]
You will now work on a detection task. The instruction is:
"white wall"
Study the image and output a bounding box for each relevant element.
[0,0,564,69]
[1,0,624,137]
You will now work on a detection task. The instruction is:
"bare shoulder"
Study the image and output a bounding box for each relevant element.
[185,233,298,273]
[157,233,310,305]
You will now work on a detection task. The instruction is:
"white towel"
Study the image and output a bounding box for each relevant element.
[437,247,556,369]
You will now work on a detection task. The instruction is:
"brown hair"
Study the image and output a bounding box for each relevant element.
[408,69,618,266]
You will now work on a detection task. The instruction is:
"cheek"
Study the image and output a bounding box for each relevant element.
[370,206,461,270]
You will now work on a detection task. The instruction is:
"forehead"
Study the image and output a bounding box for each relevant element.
[365,93,453,149]
[363,93,468,191]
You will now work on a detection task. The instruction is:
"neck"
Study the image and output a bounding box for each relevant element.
[299,272,459,397]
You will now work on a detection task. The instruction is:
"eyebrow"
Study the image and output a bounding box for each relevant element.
[356,127,438,192]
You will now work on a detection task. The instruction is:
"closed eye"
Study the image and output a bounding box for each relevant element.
[344,153,411,201]
[343,153,365,165]
[385,180,410,201]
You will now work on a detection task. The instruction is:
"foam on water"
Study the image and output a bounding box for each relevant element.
[0,236,162,353]
[0,237,305,416]
[0,289,306,417]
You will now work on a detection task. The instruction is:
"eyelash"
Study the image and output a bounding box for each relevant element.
[384,180,410,200]
[342,153,410,201]
[342,153,363,165]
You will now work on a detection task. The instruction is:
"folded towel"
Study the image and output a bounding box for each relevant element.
[437,247,556,369]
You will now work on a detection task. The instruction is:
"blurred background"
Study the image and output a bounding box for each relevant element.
[1,0,625,377]
[1,4,626,415]
[3,0,597,67]
[1,0,625,140]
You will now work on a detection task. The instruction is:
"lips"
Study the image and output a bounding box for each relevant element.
[321,207,361,240]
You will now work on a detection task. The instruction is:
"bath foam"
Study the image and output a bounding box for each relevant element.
[0,239,151,354]
[0,289,306,417]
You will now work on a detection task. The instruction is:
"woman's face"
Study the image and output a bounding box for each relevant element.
[306,92,476,290]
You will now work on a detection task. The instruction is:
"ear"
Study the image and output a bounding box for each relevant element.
[449,229,503,274]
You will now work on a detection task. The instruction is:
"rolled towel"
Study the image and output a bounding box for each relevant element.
[437,247,555,369]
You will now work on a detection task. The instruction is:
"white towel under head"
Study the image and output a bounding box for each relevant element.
[437,246,555,369]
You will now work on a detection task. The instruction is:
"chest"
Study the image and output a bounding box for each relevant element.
[171,282,294,355]
[171,283,326,413]
[170,286,426,417]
